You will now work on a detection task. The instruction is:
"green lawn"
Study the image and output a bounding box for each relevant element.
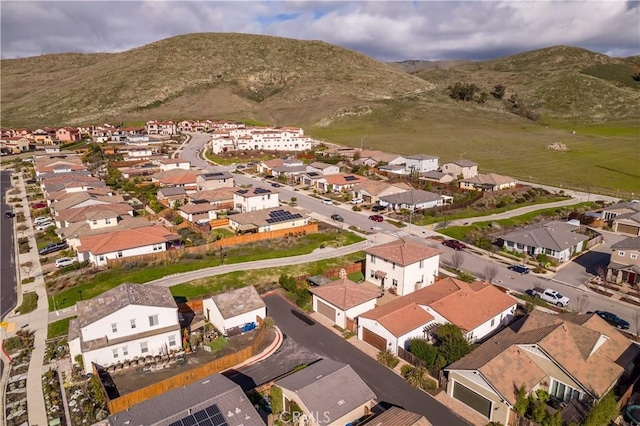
[439,202,597,240]
[17,292,38,314]
[48,317,75,339]
[49,230,365,310]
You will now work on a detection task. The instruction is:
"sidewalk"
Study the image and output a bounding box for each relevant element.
[229,326,284,371]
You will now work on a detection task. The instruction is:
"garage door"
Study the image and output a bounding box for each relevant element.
[316,300,336,322]
[362,327,387,352]
[452,381,492,419]
[616,223,640,236]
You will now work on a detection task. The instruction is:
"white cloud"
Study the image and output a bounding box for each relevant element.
[1,0,638,60]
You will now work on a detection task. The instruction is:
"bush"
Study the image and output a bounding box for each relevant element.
[278,274,297,292]
[377,349,400,369]
[270,385,283,414]
[400,364,413,377]
[583,392,619,426]
[410,338,438,366]
[263,317,275,329]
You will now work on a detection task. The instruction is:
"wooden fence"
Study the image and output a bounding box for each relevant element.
[106,223,319,268]
[104,324,267,414]
[294,260,365,282]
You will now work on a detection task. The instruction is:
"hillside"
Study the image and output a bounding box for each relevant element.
[387,59,473,73]
[0,33,433,127]
[414,46,640,121]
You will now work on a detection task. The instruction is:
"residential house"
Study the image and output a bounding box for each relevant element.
[145,120,177,135]
[500,220,591,263]
[365,238,442,296]
[307,161,340,176]
[274,358,376,426]
[389,154,439,174]
[379,189,452,211]
[602,201,640,222]
[358,278,516,352]
[59,215,151,251]
[613,212,640,237]
[228,206,310,233]
[202,286,266,336]
[55,127,82,142]
[460,173,517,191]
[178,203,218,224]
[317,174,367,193]
[299,171,325,187]
[445,310,640,425]
[606,236,640,286]
[361,407,432,426]
[310,278,380,330]
[156,187,188,208]
[0,136,33,153]
[33,154,87,176]
[353,150,398,168]
[420,171,455,184]
[441,160,479,179]
[188,187,236,211]
[378,164,409,175]
[233,187,279,212]
[107,373,265,426]
[31,129,55,144]
[257,158,285,175]
[351,180,409,204]
[68,283,181,374]
[158,158,191,171]
[54,203,134,230]
[50,192,125,214]
[77,225,181,266]
[196,171,234,191]
[151,169,201,192]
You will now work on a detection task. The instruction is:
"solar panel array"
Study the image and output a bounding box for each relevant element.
[254,187,271,194]
[265,209,303,224]
[168,403,228,426]
[344,175,358,181]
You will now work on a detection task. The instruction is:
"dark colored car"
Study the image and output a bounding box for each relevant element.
[4,210,15,219]
[371,205,386,212]
[30,202,48,209]
[271,182,282,188]
[25,179,37,185]
[588,310,630,329]
[331,214,344,222]
[369,214,384,222]
[508,264,530,274]
[264,175,275,180]
[38,241,68,256]
[442,239,466,250]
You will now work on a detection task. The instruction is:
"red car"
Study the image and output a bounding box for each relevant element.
[442,239,466,250]
[369,214,384,222]
[30,202,48,209]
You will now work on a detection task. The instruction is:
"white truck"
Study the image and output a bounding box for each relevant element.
[529,287,570,307]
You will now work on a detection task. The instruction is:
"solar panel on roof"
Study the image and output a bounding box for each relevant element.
[344,175,358,181]
[168,403,228,426]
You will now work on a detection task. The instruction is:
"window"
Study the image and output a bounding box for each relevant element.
[111,323,118,333]
[148,315,159,327]
[370,270,375,278]
[370,255,376,264]
[122,346,128,356]
[419,260,424,268]
[491,318,495,327]
[550,379,575,402]
[392,279,398,287]
[98,256,105,261]
[105,218,112,225]
[168,335,176,347]
[140,342,149,354]
[619,251,626,257]
[130,319,136,329]
[112,349,119,359]
[92,220,98,225]
[117,251,123,258]
[631,253,638,260]
[392,263,396,270]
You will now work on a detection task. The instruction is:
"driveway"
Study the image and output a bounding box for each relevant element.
[263,294,469,426]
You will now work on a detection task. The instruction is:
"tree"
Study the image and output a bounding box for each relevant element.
[633,72,640,82]
[447,82,480,101]
[403,366,427,388]
[278,274,297,292]
[513,385,529,417]
[20,261,33,280]
[376,349,399,368]
[491,84,506,99]
[482,264,499,283]
[450,251,466,270]
[290,196,297,206]
[583,392,618,426]
[436,324,473,364]
[410,338,438,366]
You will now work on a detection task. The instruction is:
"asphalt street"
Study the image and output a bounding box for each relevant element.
[262,294,470,426]
[1,170,17,319]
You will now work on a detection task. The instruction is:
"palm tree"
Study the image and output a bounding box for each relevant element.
[404,366,427,388]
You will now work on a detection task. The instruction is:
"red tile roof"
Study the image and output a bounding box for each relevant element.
[78,225,180,255]
[310,278,380,311]
[365,238,442,266]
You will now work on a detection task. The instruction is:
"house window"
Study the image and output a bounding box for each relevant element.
[105,218,112,225]
[618,251,626,257]
[117,251,123,258]
[370,255,376,264]
[98,256,105,262]
[168,335,176,347]
[111,323,118,333]
[392,279,398,288]
[112,349,119,359]
[370,270,375,278]
[140,342,149,354]
[92,220,98,225]
[419,260,424,268]
[122,346,128,356]
[550,379,577,403]
[130,319,136,329]
[631,253,638,260]
[491,318,495,327]
[392,263,396,270]
[148,315,159,327]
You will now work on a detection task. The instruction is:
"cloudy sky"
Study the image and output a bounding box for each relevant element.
[1,1,639,61]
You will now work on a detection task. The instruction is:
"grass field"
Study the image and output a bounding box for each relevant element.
[48,317,75,339]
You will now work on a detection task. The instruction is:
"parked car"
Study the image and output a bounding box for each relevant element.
[34,216,52,224]
[55,257,76,268]
[369,214,384,222]
[39,241,68,256]
[322,199,333,205]
[25,179,37,185]
[30,202,48,209]
[331,214,344,222]
[350,198,364,205]
[35,221,55,231]
[270,182,282,188]
[264,175,275,180]
[529,287,570,307]
[236,164,246,169]
[371,205,386,212]
[508,264,530,274]
[442,239,467,250]
[4,210,14,219]
[588,310,630,329]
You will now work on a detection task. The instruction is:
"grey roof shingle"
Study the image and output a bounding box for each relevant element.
[501,220,590,252]
[212,286,265,319]
[275,358,375,426]
[380,189,444,206]
[158,187,186,197]
[108,373,264,426]
[611,236,640,250]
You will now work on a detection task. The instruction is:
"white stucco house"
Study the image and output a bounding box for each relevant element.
[68,283,181,374]
[159,159,191,171]
[307,161,340,176]
[202,286,266,336]
[196,171,234,191]
[310,278,380,330]
[379,189,451,211]
[178,203,218,223]
[365,238,442,296]
[228,206,310,234]
[389,154,439,173]
[357,278,517,353]
[233,187,279,212]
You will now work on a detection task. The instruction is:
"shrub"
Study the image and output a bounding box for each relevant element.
[377,349,400,369]
[263,317,275,329]
[270,385,283,414]
[278,274,297,292]
[583,392,619,426]
[410,338,437,366]
[400,364,413,377]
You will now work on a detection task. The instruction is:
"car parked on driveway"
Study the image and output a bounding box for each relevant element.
[34,216,52,224]
[371,204,386,212]
[350,198,364,204]
[36,221,55,231]
[322,199,333,205]
[588,310,630,329]
[369,214,384,222]
[508,264,530,274]
[270,182,282,188]
[30,202,48,209]
[4,210,15,218]
[39,241,68,256]
[55,257,76,268]
[331,214,344,222]
[442,239,466,250]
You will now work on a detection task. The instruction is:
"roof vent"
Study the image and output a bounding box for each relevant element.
[338,399,345,405]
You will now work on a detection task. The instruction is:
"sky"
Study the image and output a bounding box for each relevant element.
[1,1,639,61]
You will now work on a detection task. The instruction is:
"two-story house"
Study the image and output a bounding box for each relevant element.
[233,187,279,212]
[365,238,442,296]
[145,120,177,135]
[55,127,82,142]
[440,159,478,179]
[445,310,640,425]
[389,154,439,174]
[606,236,640,286]
[228,206,310,233]
[307,161,340,176]
[68,283,181,374]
